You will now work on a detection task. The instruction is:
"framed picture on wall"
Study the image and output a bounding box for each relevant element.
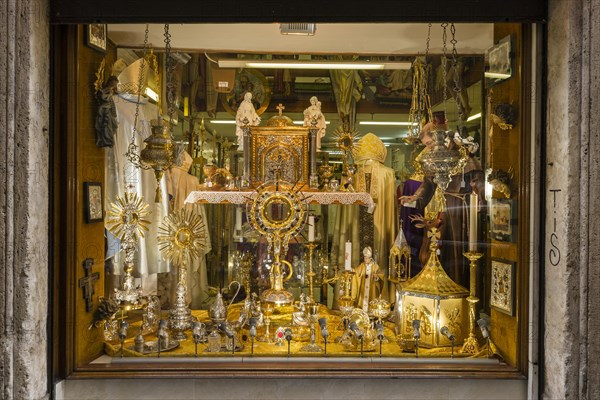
[86,24,107,52]
[484,35,512,86]
[490,198,515,242]
[84,182,103,223]
[490,258,515,316]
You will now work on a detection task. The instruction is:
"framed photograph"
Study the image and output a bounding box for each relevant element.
[490,258,515,315]
[84,182,103,223]
[484,35,512,86]
[86,24,107,52]
[490,198,515,242]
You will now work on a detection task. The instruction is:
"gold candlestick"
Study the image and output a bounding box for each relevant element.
[305,242,319,302]
[461,251,483,354]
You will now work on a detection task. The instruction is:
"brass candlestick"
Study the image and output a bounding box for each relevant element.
[305,242,319,302]
[461,251,483,354]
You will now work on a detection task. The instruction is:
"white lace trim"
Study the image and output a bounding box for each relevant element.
[184,190,375,213]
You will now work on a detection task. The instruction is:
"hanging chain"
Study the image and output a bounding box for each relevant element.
[450,23,464,134]
[425,23,431,57]
[164,24,175,133]
[423,23,433,124]
[125,24,150,168]
[408,23,434,140]
[441,22,449,111]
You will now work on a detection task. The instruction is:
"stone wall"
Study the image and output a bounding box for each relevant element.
[545,0,600,398]
[0,0,50,399]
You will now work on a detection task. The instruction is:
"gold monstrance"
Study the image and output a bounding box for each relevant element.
[247,166,308,306]
[157,208,208,340]
[106,192,151,310]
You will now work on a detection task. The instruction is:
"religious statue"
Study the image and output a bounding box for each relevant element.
[94,75,119,148]
[351,247,384,311]
[235,92,261,150]
[303,96,327,150]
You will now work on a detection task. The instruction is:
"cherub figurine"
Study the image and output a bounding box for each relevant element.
[487,168,514,198]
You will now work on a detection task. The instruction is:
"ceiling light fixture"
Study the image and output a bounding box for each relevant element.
[359,121,412,126]
[217,60,411,70]
[293,120,330,125]
[484,72,512,79]
[466,113,482,122]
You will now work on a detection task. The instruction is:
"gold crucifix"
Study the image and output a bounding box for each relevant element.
[276,103,285,116]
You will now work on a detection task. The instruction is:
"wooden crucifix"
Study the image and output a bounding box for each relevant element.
[79,258,100,312]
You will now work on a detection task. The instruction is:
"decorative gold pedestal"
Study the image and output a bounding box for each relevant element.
[461,251,483,354]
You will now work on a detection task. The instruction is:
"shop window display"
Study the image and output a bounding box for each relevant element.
[56,22,531,377]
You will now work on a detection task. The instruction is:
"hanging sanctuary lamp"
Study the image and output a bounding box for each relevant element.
[126,24,176,202]
[416,22,468,191]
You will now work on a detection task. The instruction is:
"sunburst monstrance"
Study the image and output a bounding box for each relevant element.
[157,208,208,267]
[157,208,208,340]
[105,192,151,241]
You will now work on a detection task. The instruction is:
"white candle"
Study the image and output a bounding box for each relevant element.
[344,241,352,271]
[235,206,242,231]
[308,215,315,242]
[469,192,478,252]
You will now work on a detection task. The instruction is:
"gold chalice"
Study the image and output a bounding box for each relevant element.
[258,301,275,343]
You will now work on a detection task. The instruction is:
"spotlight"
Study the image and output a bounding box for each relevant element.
[349,321,363,339]
[440,326,455,341]
[477,318,490,339]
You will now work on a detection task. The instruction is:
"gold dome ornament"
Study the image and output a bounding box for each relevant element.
[105,192,151,310]
[157,208,208,340]
[266,103,295,127]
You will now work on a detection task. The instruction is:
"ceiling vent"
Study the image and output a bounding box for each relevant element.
[279,23,316,36]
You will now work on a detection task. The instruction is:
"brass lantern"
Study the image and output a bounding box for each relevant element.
[140,118,174,202]
[398,227,469,348]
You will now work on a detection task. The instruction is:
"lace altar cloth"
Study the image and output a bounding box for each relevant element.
[185,190,375,214]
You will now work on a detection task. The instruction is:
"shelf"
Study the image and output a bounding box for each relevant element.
[185,190,375,213]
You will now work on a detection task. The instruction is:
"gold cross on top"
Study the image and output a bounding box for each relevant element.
[276,103,285,116]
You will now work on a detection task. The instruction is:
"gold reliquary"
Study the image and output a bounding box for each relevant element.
[398,228,469,348]
[250,113,310,186]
